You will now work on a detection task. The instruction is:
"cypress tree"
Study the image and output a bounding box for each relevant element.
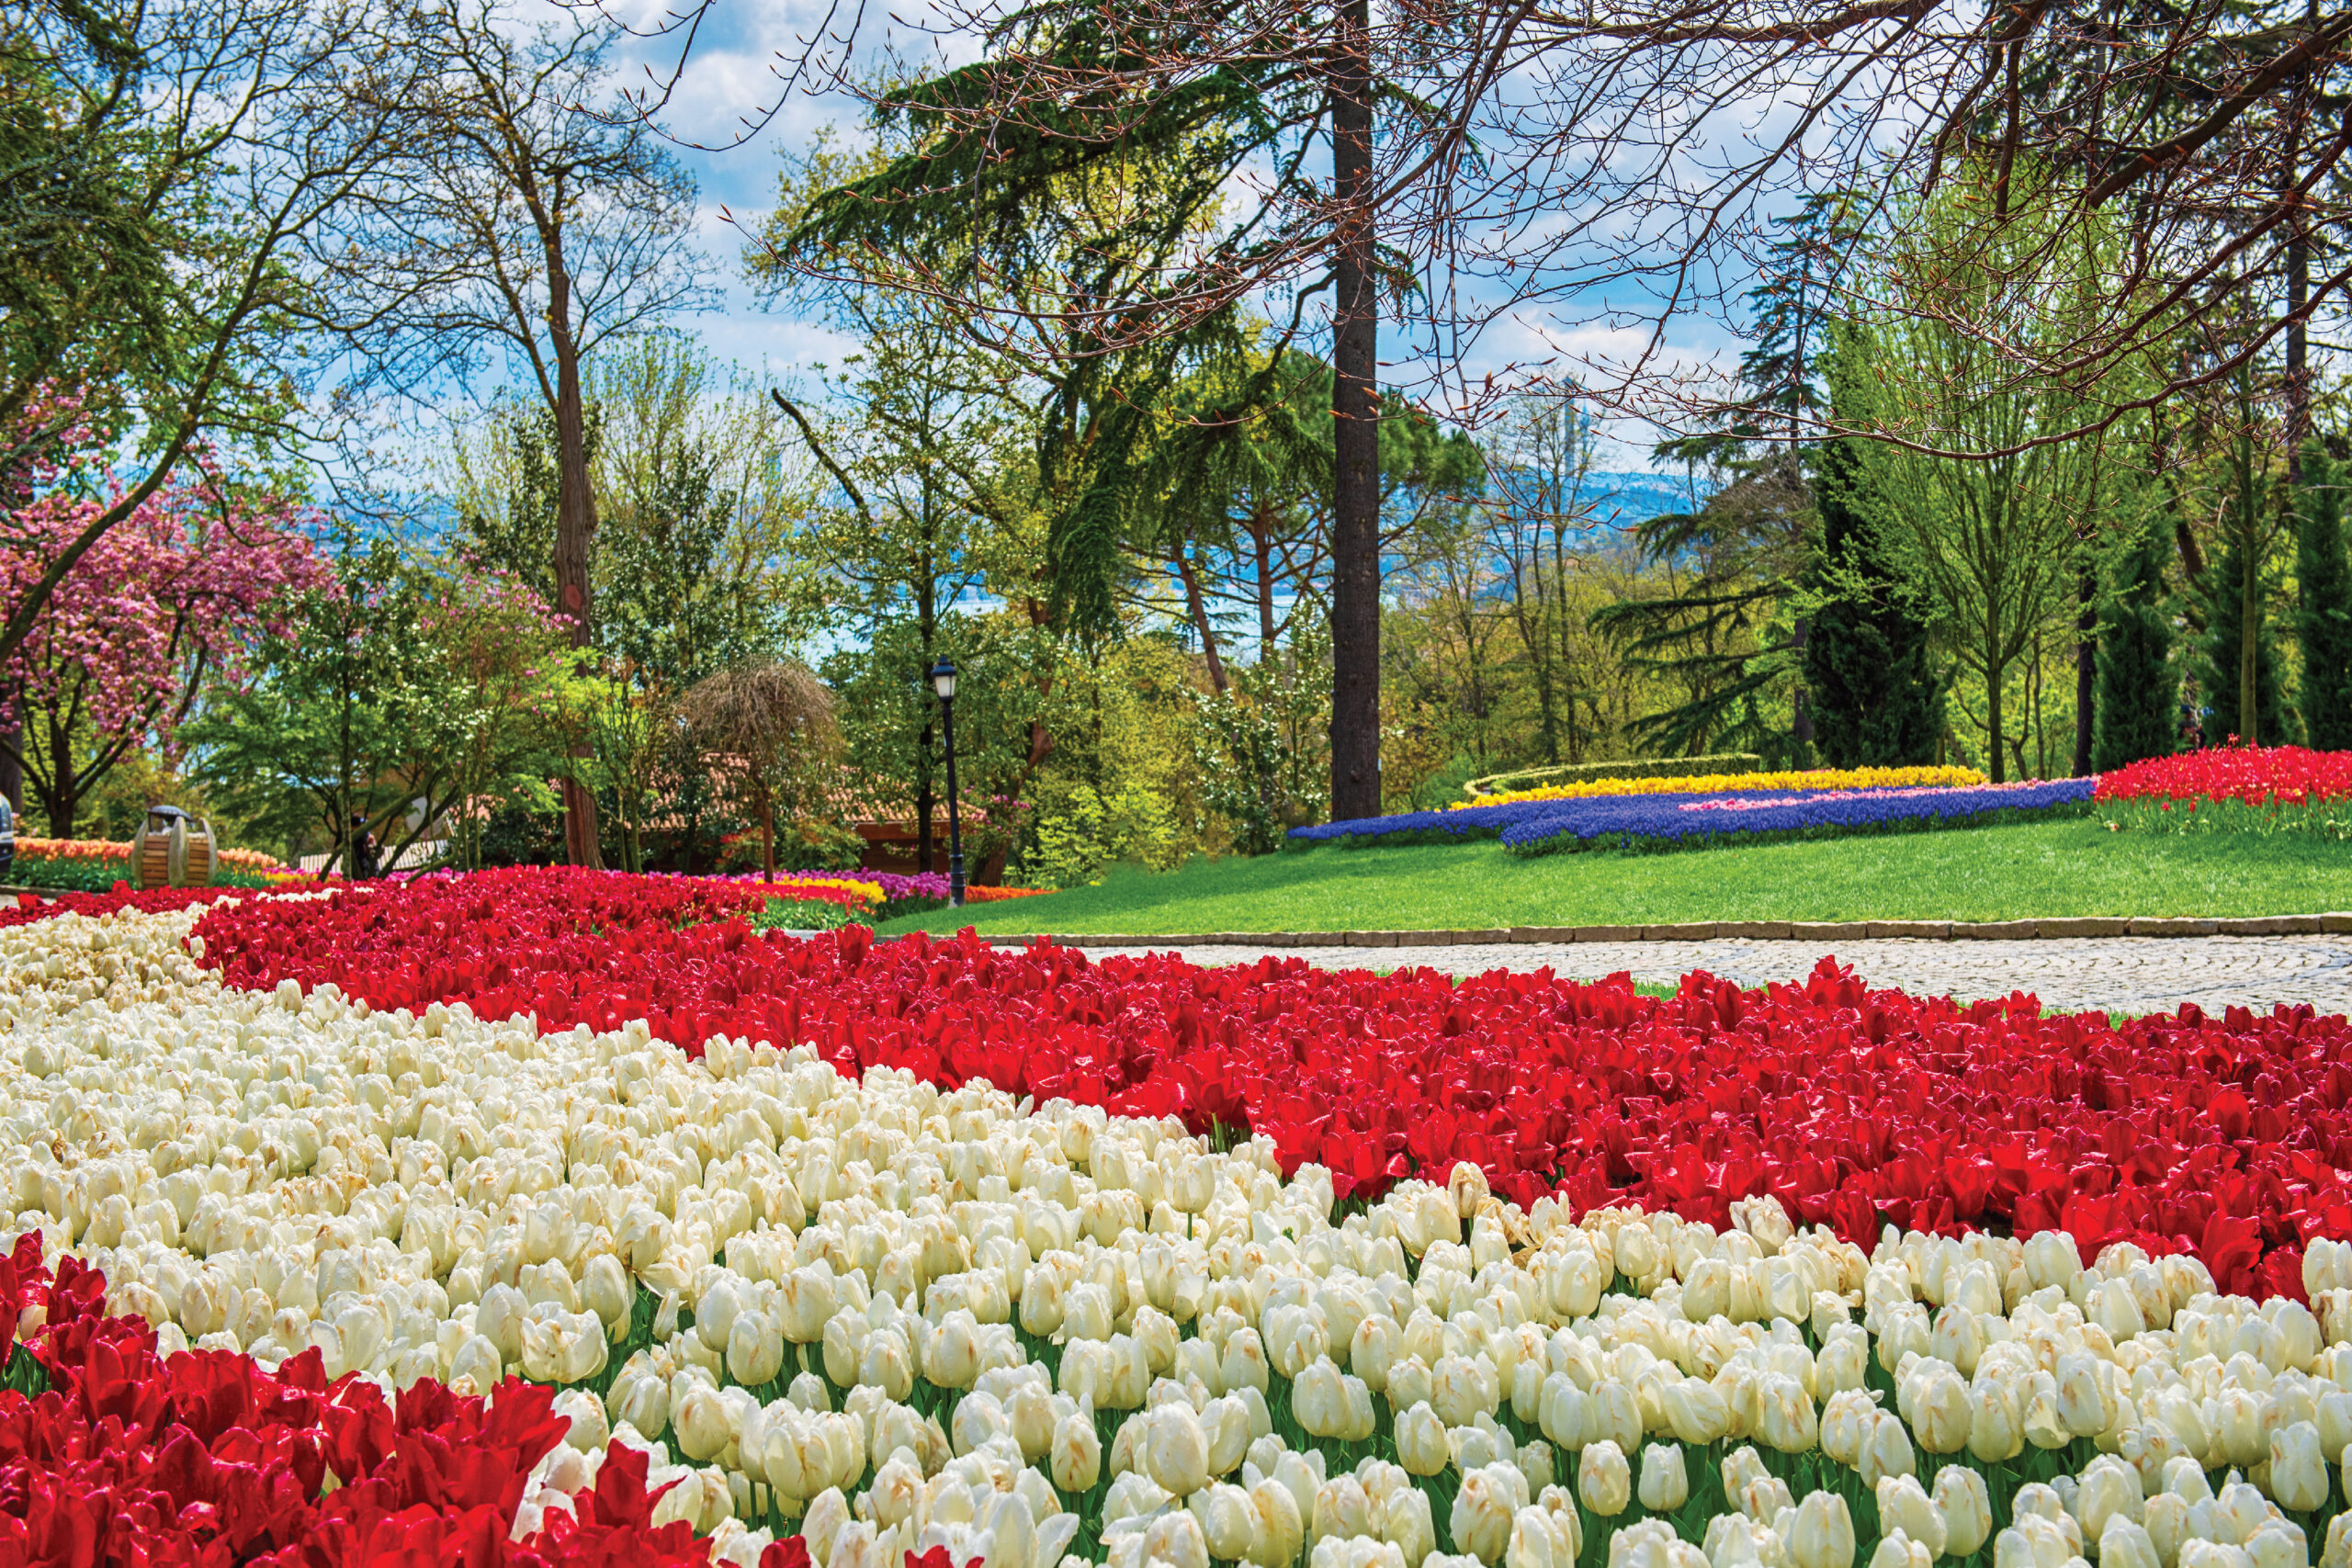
[2194,535,2293,747]
[2297,442,2352,749]
[1804,321,1943,766]
[2092,522,2177,770]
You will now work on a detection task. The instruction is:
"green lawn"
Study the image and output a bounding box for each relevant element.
[878,818,2352,936]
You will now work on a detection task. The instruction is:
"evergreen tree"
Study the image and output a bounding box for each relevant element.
[2092,521,2176,769]
[2195,535,2292,747]
[2297,442,2352,749]
[1803,321,1943,766]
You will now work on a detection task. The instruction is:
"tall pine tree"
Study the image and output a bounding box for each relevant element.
[2297,441,2352,749]
[2092,521,2176,769]
[2195,535,2293,747]
[1804,321,1943,766]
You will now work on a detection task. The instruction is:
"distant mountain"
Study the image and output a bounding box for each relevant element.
[1572,469,1715,530]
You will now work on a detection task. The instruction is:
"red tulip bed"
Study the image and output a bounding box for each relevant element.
[0,1235,742,1568]
[2097,744,2352,836]
[187,866,2350,1302]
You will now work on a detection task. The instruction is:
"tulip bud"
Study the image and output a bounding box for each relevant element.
[1638,1443,1688,1513]
[1222,1327,1271,1394]
[1316,1474,1374,1544]
[1857,1413,1913,1488]
[1639,1375,1714,1450]
[1902,1363,1967,1455]
[2055,1351,2113,1438]
[1193,1481,1261,1562]
[673,1380,733,1463]
[1966,1373,2022,1463]
[1147,1401,1212,1497]
[1050,1406,1101,1494]
[926,1309,981,1391]
[1397,1401,1451,1477]
[1453,1465,1523,1564]
[1141,1507,1210,1568]
[776,1263,833,1343]
[1934,1462,1994,1558]
[1295,1359,1350,1441]
[1506,1504,1578,1568]
[611,1361,670,1438]
[1253,1473,1306,1568]
[1578,1440,1631,1517]
[553,1386,609,1452]
[1874,1475,1945,1559]
[1384,1483,1438,1566]
[2023,1231,2082,1293]
[1591,1379,1644,1454]
[1789,1491,1856,1568]
[726,1308,785,1388]
[2102,1516,2164,1568]
[1019,1262,1066,1336]
[1434,1352,1498,1428]
[1753,1373,1818,1455]
[476,1281,526,1367]
[2271,1420,2329,1513]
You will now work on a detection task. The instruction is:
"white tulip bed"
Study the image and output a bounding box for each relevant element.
[9,901,2352,1568]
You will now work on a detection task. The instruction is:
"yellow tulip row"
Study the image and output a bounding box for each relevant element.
[1457,767,1988,811]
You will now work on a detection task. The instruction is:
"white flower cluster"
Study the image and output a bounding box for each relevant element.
[6,908,2352,1568]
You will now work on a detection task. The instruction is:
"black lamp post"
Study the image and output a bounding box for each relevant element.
[930,658,965,907]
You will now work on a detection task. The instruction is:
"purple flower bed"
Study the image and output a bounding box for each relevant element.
[1287,778,2098,853]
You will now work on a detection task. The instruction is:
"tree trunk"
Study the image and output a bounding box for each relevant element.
[1179,549,1228,694]
[915,720,935,876]
[1255,506,1278,658]
[548,252,605,870]
[1791,618,1813,750]
[1985,656,2006,783]
[1327,0,1381,821]
[2073,570,2096,775]
[2241,533,2260,745]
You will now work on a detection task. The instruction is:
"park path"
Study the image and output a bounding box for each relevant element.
[1019,933,2352,1017]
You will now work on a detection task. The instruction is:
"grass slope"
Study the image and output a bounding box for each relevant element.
[880,818,2352,936]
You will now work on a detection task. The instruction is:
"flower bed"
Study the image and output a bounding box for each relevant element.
[2098,746,2352,838]
[191,868,2329,1290]
[3,895,2352,1568]
[1457,766,1984,811]
[1293,779,2096,852]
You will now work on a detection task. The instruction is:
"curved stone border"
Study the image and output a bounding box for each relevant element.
[1026,913,2352,947]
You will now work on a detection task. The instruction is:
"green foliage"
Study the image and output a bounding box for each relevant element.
[2194,534,2293,748]
[1804,323,1944,768]
[186,537,566,871]
[2298,443,2352,750]
[1190,629,1333,852]
[1030,778,1177,887]
[2093,522,2177,771]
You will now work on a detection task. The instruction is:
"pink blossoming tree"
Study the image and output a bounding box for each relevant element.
[0,404,328,835]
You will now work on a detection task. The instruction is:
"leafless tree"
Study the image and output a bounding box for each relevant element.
[684,660,842,881]
[322,0,712,868]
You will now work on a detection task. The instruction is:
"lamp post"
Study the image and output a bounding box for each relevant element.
[930,658,965,908]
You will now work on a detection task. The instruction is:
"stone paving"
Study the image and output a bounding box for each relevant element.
[1035,934,2352,1017]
